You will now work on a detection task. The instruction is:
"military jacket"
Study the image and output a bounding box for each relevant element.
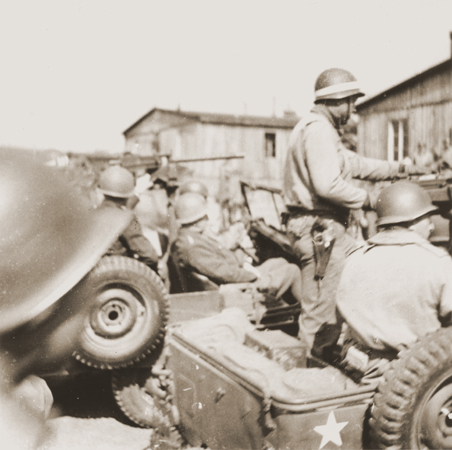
[101,199,159,269]
[171,227,257,284]
[283,105,400,215]
[336,229,452,353]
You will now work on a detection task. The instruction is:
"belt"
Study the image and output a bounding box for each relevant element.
[285,206,349,227]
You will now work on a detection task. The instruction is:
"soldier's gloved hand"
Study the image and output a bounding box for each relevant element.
[243,261,261,279]
[399,162,431,176]
[254,274,278,297]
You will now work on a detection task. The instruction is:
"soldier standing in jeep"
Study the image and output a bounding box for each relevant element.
[282,68,425,363]
[337,181,452,385]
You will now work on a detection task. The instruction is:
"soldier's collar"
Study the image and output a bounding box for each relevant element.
[311,104,341,131]
[367,228,430,246]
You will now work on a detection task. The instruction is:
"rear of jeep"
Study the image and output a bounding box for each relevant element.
[163,176,452,450]
[167,308,375,450]
[68,175,452,450]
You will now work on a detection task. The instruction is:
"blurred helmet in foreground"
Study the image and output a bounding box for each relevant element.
[0,150,132,333]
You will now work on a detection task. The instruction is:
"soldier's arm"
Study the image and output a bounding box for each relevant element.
[344,148,401,181]
[438,256,452,327]
[122,216,159,270]
[176,237,258,285]
[304,121,368,209]
[438,257,452,326]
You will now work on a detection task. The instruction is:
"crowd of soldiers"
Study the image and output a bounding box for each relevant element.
[2,67,452,449]
[168,68,452,390]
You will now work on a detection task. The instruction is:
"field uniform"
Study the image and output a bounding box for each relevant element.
[172,227,303,303]
[102,199,159,271]
[336,228,452,382]
[283,104,400,358]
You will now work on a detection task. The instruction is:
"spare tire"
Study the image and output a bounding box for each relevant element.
[369,328,452,449]
[73,256,170,369]
[112,367,173,429]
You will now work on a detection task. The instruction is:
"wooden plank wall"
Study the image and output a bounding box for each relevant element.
[358,101,452,162]
[358,64,452,163]
[158,122,293,197]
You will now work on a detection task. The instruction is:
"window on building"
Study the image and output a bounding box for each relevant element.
[387,119,409,162]
[264,133,276,158]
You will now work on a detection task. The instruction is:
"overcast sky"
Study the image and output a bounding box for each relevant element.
[1,0,451,153]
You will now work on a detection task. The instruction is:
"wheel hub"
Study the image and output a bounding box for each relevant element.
[421,384,452,448]
[443,408,452,428]
[436,405,452,438]
[90,288,142,339]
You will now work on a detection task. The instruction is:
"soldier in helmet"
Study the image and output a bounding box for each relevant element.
[336,181,452,385]
[179,179,209,199]
[283,68,426,362]
[178,179,249,253]
[0,150,132,449]
[171,193,303,304]
[98,165,160,274]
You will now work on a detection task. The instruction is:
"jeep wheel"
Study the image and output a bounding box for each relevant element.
[112,368,173,429]
[73,256,170,369]
[369,328,452,449]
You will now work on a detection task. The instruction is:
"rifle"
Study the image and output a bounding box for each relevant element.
[121,153,245,171]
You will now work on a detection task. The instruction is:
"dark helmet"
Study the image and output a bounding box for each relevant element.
[376,181,438,227]
[314,68,365,102]
[0,150,132,333]
[99,165,135,198]
[175,192,208,225]
[179,179,209,199]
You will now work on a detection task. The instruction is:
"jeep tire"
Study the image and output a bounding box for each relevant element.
[73,256,170,369]
[370,327,452,449]
[112,367,173,429]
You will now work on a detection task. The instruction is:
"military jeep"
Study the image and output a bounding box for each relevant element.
[59,175,452,450]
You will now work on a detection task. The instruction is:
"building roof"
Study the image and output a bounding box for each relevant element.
[123,107,299,135]
[356,57,452,111]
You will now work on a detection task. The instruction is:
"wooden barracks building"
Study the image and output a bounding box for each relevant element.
[356,32,452,170]
[122,107,299,197]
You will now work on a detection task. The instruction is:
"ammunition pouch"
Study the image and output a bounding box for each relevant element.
[310,217,336,280]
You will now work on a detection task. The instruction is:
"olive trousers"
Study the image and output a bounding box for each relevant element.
[256,257,303,305]
[287,214,357,360]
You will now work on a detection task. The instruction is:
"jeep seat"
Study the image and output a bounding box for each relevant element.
[167,253,219,294]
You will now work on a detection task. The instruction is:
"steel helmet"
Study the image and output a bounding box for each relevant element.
[376,181,438,226]
[179,179,209,199]
[99,165,135,198]
[0,149,132,334]
[314,68,365,102]
[175,193,208,225]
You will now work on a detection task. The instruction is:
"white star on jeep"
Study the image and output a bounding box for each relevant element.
[314,411,348,449]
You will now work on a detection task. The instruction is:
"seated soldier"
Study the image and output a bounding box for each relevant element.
[336,181,452,385]
[171,192,303,304]
[98,165,160,273]
[178,179,250,253]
